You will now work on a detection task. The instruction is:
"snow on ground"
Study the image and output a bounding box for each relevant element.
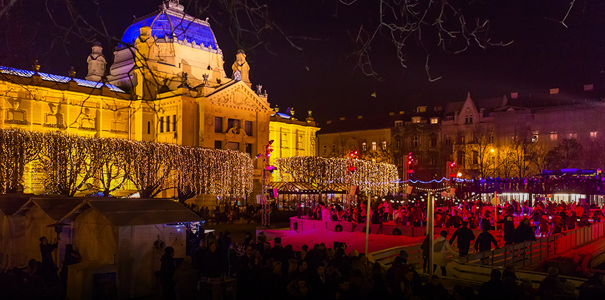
[262,228,426,253]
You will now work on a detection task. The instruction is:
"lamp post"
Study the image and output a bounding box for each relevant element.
[261,140,274,227]
[427,192,434,276]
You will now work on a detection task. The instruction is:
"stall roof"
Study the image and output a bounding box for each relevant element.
[0,193,33,216]
[63,198,203,226]
[27,197,86,221]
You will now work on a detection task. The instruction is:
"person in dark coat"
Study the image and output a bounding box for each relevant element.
[203,242,222,278]
[478,269,505,300]
[308,262,329,299]
[422,234,430,273]
[449,221,476,256]
[160,247,177,300]
[422,275,450,300]
[193,240,207,275]
[514,218,536,243]
[451,210,463,228]
[578,273,605,300]
[503,216,515,245]
[475,228,499,264]
[39,236,58,284]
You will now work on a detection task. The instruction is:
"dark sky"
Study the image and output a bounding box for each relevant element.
[1,0,604,124]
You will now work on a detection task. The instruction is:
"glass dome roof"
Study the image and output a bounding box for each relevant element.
[121,2,217,50]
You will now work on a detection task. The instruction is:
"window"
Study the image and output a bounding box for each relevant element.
[159,117,164,133]
[489,135,494,144]
[371,142,377,151]
[246,143,253,156]
[457,151,465,166]
[245,121,253,136]
[362,142,367,151]
[412,116,421,124]
[395,120,403,127]
[412,136,419,147]
[445,135,451,146]
[591,131,598,139]
[166,116,170,132]
[228,118,239,130]
[532,130,539,143]
[332,144,336,153]
[550,132,558,141]
[472,151,479,165]
[147,121,151,134]
[434,106,443,112]
[173,115,177,131]
[416,106,427,113]
[323,145,327,154]
[460,136,465,144]
[214,140,222,149]
[395,139,401,149]
[430,158,436,166]
[430,118,439,124]
[430,133,437,147]
[382,141,387,150]
[465,115,473,124]
[215,117,223,133]
[567,132,577,139]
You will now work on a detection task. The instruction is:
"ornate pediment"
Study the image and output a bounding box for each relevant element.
[205,80,271,112]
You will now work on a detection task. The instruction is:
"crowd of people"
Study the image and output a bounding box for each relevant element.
[306,198,604,236]
[152,227,605,300]
[0,237,81,300]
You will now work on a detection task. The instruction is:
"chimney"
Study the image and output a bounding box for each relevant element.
[358,116,363,119]
[584,84,594,91]
[510,92,518,99]
[549,88,559,95]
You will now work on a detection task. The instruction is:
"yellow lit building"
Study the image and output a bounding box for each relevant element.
[0,0,272,206]
[269,107,320,180]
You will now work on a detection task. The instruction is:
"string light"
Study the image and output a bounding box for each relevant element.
[275,156,399,196]
[0,129,254,199]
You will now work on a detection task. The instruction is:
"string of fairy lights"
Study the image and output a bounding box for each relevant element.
[274,156,399,196]
[0,129,254,198]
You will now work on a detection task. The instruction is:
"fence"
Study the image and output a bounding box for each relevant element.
[368,222,605,273]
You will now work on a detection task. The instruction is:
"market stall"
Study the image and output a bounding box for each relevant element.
[61,198,202,300]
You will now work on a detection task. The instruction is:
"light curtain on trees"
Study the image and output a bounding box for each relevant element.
[0,129,254,199]
[275,156,399,196]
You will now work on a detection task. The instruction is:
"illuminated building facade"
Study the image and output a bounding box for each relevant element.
[0,0,272,205]
[268,107,320,181]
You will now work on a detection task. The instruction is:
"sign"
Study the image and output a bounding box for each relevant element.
[406,186,413,194]
[349,186,358,195]
[491,196,500,206]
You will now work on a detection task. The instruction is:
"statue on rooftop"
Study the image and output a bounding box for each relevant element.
[231,49,250,83]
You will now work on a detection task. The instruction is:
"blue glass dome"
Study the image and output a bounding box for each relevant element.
[121,7,217,50]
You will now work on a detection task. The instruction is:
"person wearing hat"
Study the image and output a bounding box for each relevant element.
[160,247,176,300]
[557,281,578,300]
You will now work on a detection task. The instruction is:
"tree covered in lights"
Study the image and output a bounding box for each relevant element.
[275,156,398,196]
[0,129,254,201]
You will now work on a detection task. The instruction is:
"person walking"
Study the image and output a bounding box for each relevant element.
[433,230,458,276]
[449,221,476,256]
[160,247,177,300]
[503,216,515,246]
[475,228,499,265]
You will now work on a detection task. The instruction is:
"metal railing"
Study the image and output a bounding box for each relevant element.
[369,222,605,269]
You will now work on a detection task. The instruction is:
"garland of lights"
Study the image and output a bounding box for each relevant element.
[275,156,399,196]
[0,129,254,199]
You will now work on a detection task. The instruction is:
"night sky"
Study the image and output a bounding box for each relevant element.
[1,0,604,124]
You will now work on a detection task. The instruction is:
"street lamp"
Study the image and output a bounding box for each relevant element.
[457,172,462,178]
